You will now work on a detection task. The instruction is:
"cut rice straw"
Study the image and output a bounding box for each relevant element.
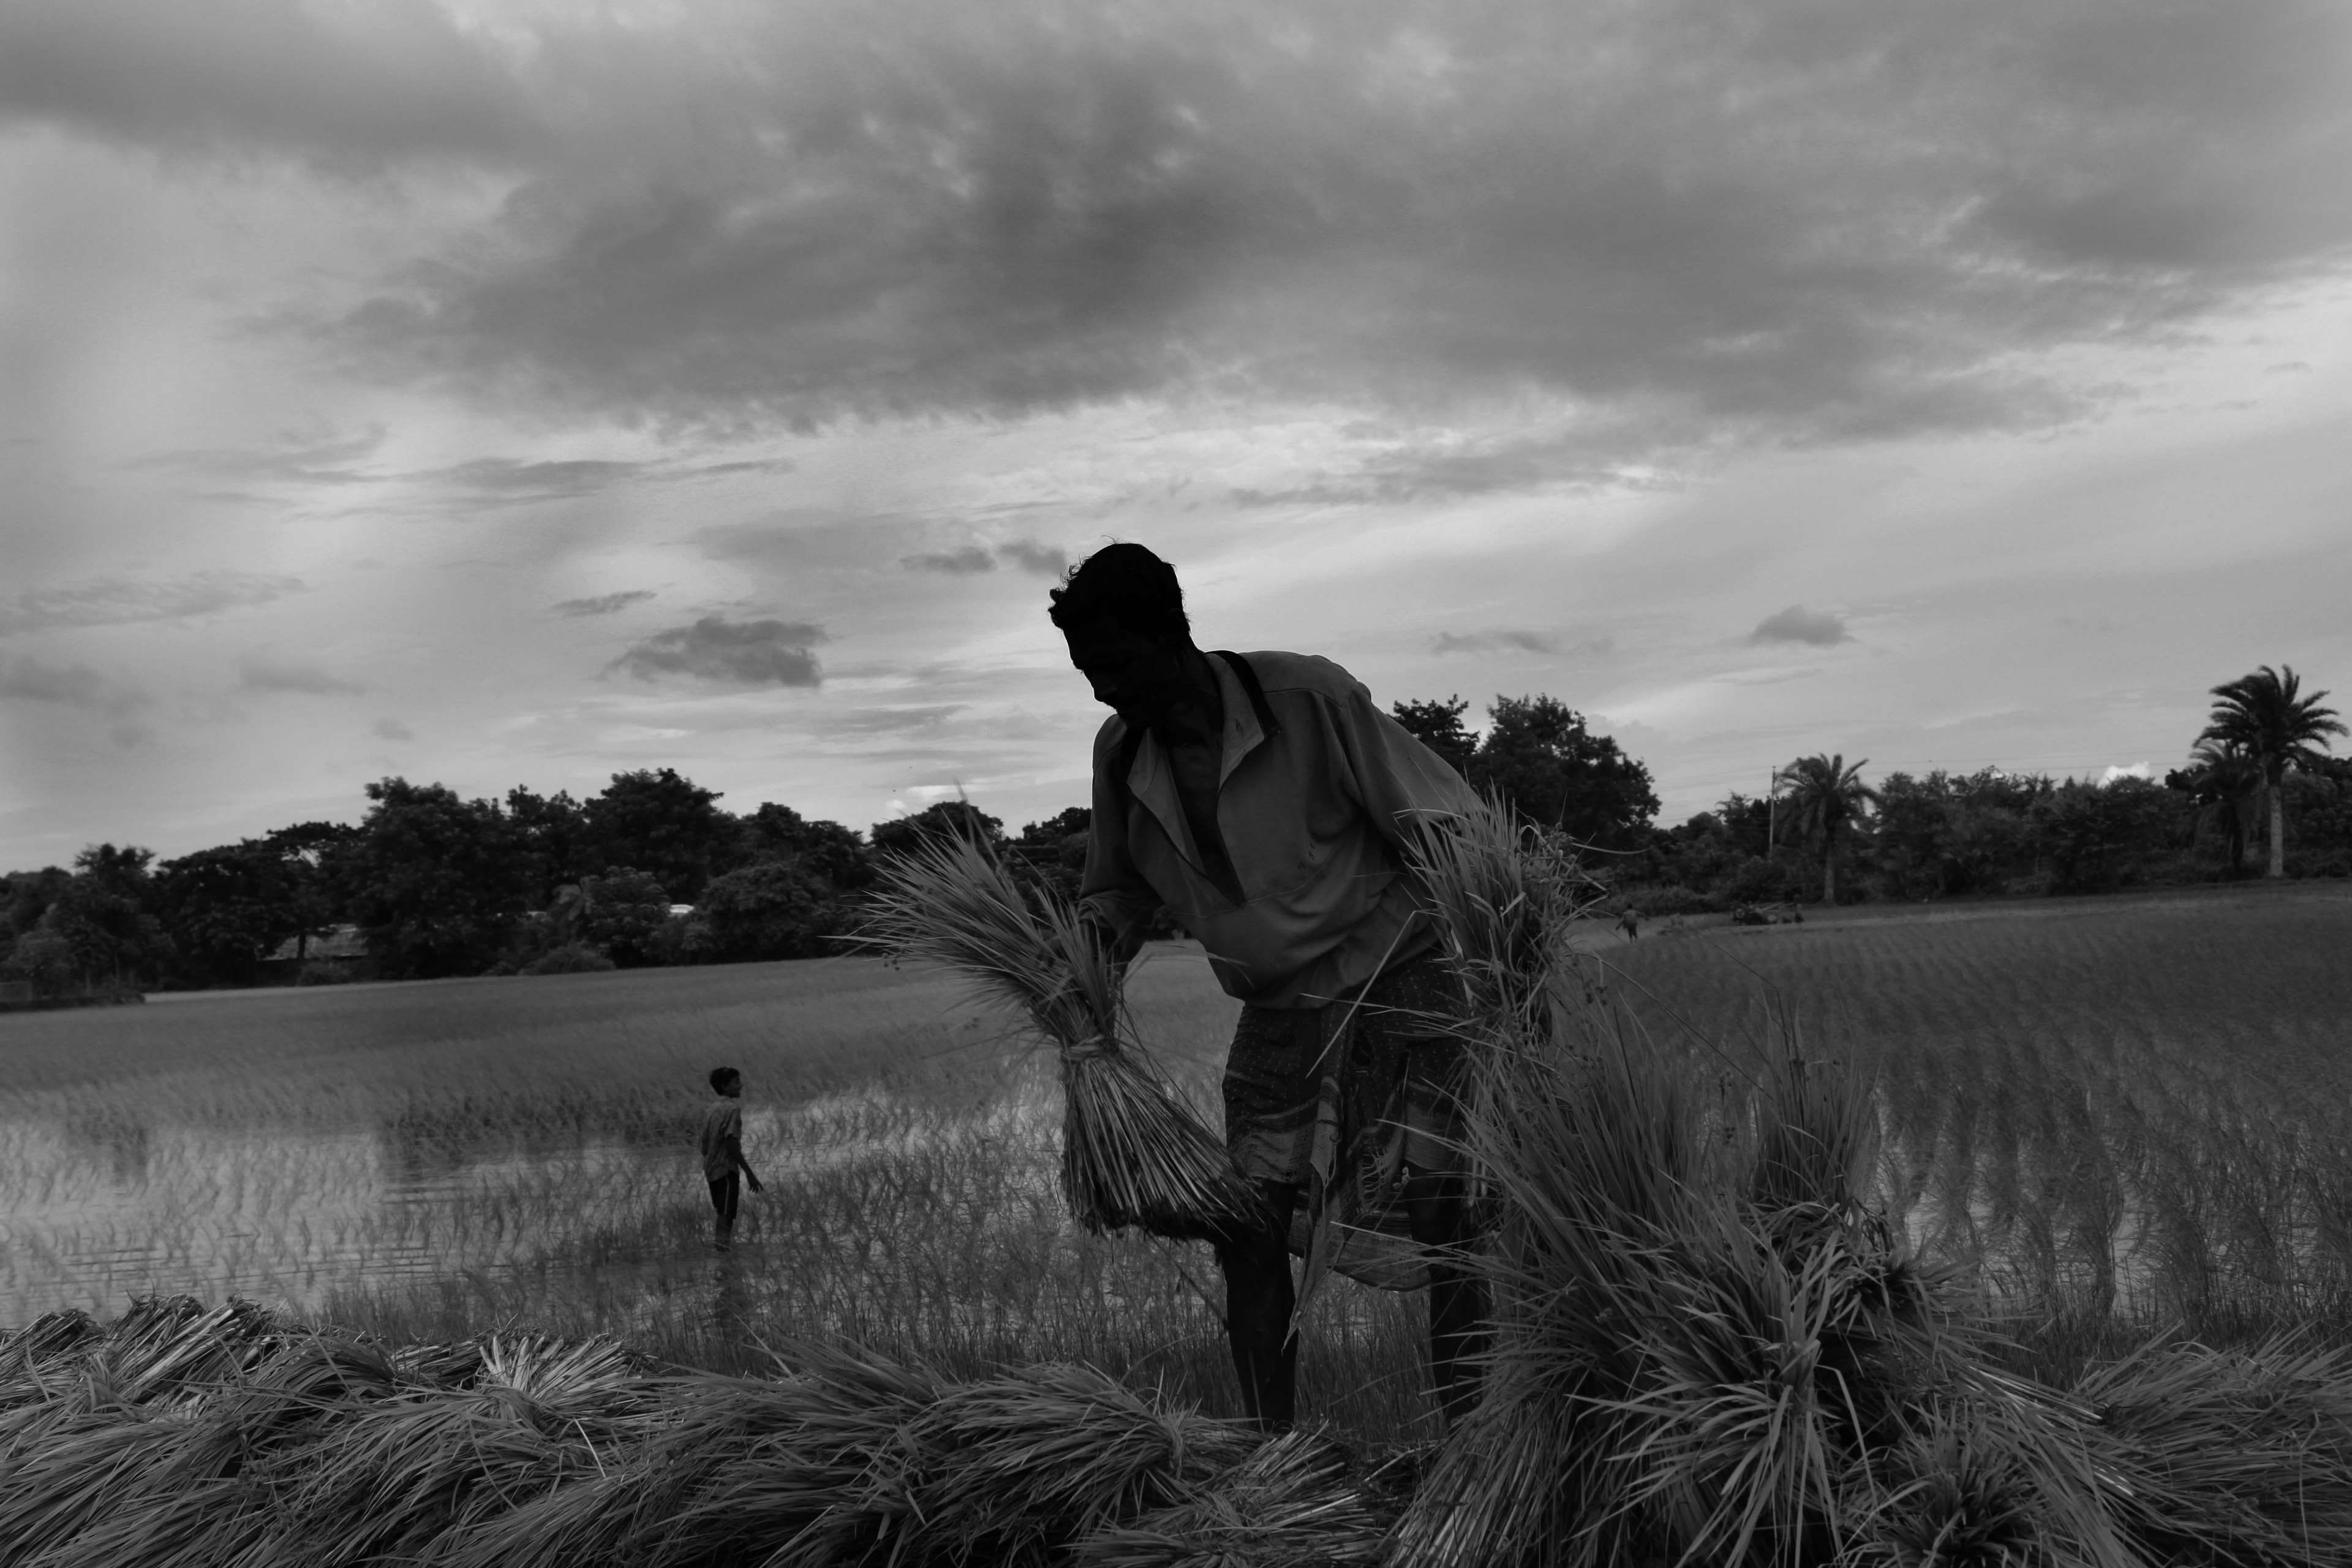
[856,831,1263,1241]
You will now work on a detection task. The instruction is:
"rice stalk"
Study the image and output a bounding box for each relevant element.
[858,831,1262,1240]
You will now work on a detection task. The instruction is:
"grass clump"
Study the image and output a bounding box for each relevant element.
[858,832,1262,1242]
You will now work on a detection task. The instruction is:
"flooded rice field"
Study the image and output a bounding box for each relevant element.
[0,950,1241,1335]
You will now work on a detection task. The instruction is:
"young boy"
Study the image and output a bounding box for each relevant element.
[699,1066,763,1250]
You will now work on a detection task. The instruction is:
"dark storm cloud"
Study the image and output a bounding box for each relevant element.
[292,1,2352,447]
[902,546,997,575]
[554,590,657,618]
[237,654,366,695]
[611,616,827,687]
[1749,606,1852,647]
[1433,630,1558,655]
[0,0,535,167]
[0,571,307,635]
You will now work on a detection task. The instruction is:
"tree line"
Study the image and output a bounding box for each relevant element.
[2,668,2343,996]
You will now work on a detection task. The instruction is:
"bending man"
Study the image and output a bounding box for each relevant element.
[1053,543,1486,1430]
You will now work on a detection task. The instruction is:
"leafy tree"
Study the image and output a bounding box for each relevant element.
[1390,696,1478,776]
[585,768,731,901]
[2,866,72,944]
[572,867,673,967]
[2196,665,2346,878]
[507,788,595,907]
[1,927,77,996]
[2165,740,2263,876]
[153,840,301,987]
[870,801,1005,860]
[1773,755,1881,903]
[1470,695,1659,848]
[735,802,872,893]
[338,778,529,978]
[267,821,356,956]
[2030,777,2179,894]
[24,845,174,992]
[1013,806,1093,901]
[696,859,837,960]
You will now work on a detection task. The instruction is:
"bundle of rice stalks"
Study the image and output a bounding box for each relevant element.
[2076,1331,2352,1565]
[238,1334,654,1568]
[859,831,1262,1240]
[616,1346,948,1568]
[1404,790,1604,1047]
[883,1361,1263,1567]
[1072,1428,1385,1568]
[1389,956,2140,1567]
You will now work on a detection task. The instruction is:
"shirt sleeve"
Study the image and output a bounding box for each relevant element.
[1076,720,1161,962]
[1329,673,1482,854]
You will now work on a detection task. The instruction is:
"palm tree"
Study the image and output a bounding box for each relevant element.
[1773,753,1882,903]
[2173,738,2263,875]
[2198,665,2346,878]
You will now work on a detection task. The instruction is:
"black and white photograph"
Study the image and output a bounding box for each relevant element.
[4,1,2351,1561]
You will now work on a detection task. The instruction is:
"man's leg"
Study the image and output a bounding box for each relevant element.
[709,1173,739,1250]
[1405,1167,1487,1430]
[1214,1179,1299,1430]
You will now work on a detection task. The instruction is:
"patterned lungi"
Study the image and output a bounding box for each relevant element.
[1221,956,1469,1291]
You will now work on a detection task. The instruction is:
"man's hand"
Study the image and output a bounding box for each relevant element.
[745,1171,764,1194]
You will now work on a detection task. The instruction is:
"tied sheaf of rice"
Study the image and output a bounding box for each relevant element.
[858,833,1262,1241]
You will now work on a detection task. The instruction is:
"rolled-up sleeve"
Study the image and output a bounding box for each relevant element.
[1076,721,1161,960]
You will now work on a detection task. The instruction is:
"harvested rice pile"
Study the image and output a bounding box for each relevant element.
[1390,796,2352,1568]
[859,832,1262,1240]
[0,1297,1381,1568]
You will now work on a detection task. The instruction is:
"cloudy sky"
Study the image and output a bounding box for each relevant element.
[4,0,2350,868]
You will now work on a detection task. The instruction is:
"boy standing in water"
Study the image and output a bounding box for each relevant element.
[699,1066,763,1250]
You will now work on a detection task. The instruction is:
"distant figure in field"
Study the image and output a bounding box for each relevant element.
[1618,907,1640,941]
[1052,541,1487,1431]
[699,1066,763,1250]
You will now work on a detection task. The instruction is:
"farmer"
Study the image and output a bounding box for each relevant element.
[1054,542,1487,1431]
[699,1066,763,1250]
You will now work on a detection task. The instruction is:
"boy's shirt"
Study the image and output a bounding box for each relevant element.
[699,1096,744,1182]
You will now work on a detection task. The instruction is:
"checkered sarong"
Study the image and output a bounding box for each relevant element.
[1221,957,1468,1290]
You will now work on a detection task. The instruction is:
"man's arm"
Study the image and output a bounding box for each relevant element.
[728,1114,762,1193]
[1076,720,1161,962]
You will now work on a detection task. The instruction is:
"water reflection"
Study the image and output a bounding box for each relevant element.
[0,1099,843,1325]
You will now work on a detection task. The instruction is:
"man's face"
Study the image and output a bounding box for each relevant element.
[1063,619,1183,727]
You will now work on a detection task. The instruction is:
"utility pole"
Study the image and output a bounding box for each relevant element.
[1766,769,1775,854]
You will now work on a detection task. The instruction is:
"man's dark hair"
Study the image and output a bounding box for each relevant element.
[1047,543,1189,639]
[709,1066,740,1093]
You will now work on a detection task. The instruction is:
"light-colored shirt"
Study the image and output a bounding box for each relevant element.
[698,1096,744,1182]
[1079,650,1479,1009]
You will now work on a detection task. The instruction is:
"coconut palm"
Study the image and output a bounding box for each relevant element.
[2174,739,2263,875]
[1773,753,1882,903]
[2198,665,2346,878]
